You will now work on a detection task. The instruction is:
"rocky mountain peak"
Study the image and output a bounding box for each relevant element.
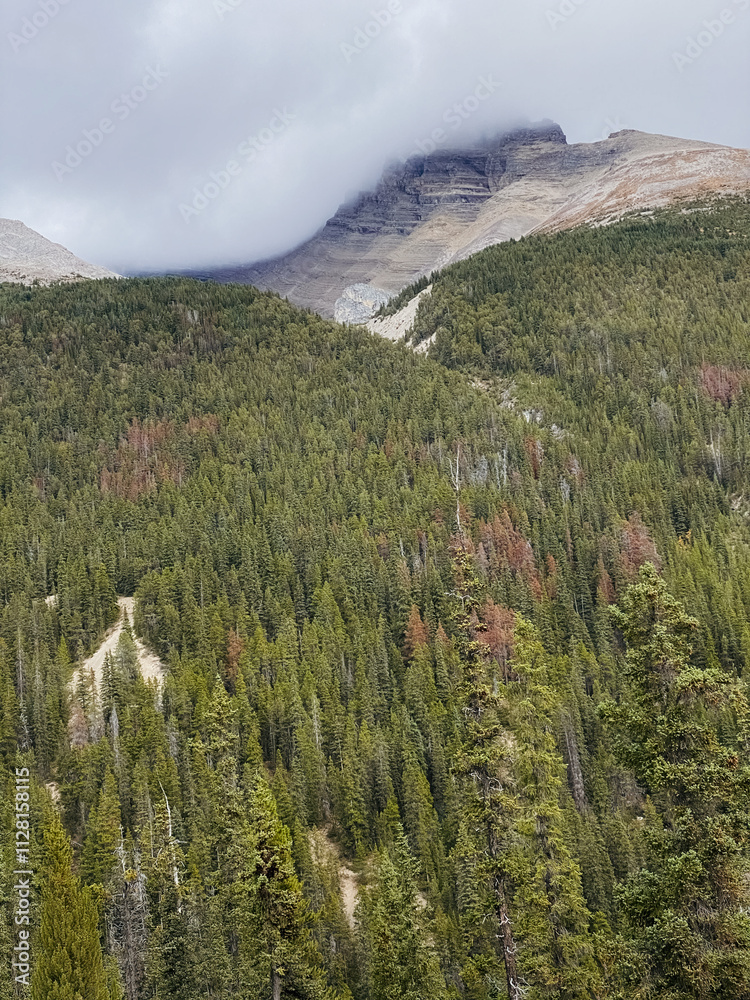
[0,219,118,286]
[195,123,750,320]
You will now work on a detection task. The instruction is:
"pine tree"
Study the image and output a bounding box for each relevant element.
[506,619,601,997]
[81,768,121,893]
[400,746,444,889]
[32,810,111,1000]
[602,563,750,998]
[450,546,600,999]
[449,543,524,999]
[227,773,331,1000]
[358,830,448,1000]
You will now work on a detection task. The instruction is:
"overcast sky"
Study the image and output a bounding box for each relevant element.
[2,0,749,273]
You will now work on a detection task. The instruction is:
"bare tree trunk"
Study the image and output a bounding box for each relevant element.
[449,444,463,535]
[113,832,147,1000]
[563,720,588,813]
[158,781,181,912]
[495,879,522,1000]
[487,820,522,999]
[709,427,723,479]
[272,967,282,1000]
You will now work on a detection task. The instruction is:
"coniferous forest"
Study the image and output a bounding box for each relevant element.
[2,197,750,999]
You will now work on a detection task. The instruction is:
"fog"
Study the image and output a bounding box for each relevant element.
[2,0,748,272]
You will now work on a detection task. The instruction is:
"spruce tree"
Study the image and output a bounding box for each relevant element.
[602,563,750,998]
[227,773,331,1000]
[507,619,601,997]
[31,810,111,1000]
[450,546,600,999]
[449,543,524,999]
[358,829,448,1000]
[81,768,121,894]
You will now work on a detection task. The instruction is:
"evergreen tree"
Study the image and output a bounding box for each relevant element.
[451,547,600,998]
[507,620,601,997]
[31,810,112,1000]
[358,830,448,1000]
[81,768,121,894]
[602,563,750,998]
[3,200,750,997]
[227,773,332,1000]
[449,543,525,999]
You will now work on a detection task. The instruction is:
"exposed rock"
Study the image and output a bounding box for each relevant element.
[367,284,433,341]
[334,283,390,324]
[308,828,359,930]
[0,219,118,285]
[76,597,164,695]
[200,122,750,318]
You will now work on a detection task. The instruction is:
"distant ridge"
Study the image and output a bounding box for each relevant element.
[197,122,750,320]
[0,219,118,286]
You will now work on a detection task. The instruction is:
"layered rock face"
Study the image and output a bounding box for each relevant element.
[334,283,390,324]
[203,122,750,319]
[0,219,118,285]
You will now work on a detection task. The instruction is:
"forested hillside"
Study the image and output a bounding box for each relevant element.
[2,199,750,1000]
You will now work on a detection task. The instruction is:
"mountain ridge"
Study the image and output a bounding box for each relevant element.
[0,219,119,286]
[196,122,750,320]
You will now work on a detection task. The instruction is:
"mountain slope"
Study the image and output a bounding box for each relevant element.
[0,218,118,285]
[202,123,750,319]
[3,221,750,995]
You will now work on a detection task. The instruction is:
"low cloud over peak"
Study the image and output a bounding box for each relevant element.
[2,0,748,273]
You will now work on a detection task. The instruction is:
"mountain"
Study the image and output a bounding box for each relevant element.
[4,195,750,995]
[199,122,750,320]
[0,219,118,285]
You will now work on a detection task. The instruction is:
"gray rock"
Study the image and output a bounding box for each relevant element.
[198,121,750,318]
[0,219,118,285]
[334,284,390,324]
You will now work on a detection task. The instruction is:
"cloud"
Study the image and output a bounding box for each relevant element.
[1,0,748,272]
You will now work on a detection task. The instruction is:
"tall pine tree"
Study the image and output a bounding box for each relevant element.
[357,829,448,1000]
[32,809,112,1000]
[602,564,750,998]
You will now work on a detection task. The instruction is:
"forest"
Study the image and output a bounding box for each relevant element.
[2,196,750,999]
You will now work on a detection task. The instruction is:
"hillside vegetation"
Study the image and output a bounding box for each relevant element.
[2,199,750,999]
